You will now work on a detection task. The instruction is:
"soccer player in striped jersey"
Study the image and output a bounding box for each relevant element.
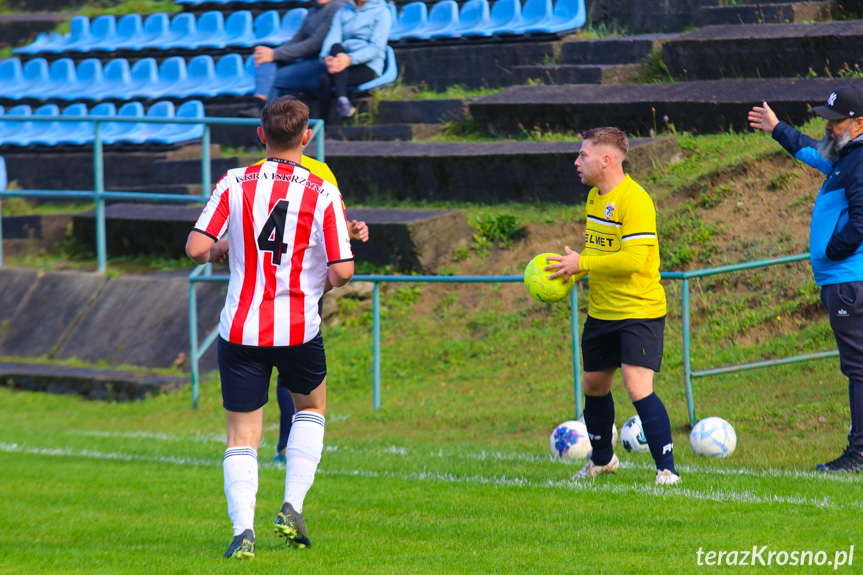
[186,96,355,557]
[546,127,680,486]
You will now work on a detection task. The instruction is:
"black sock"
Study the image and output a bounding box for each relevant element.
[849,379,863,455]
[633,392,676,474]
[584,392,615,466]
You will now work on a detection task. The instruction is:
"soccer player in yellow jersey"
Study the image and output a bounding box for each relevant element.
[546,127,680,486]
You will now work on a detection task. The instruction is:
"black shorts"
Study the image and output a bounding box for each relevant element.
[217,333,327,412]
[581,315,665,373]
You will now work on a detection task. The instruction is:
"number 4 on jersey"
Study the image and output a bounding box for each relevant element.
[258,199,290,265]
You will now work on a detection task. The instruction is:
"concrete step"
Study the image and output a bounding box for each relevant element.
[697,2,832,26]
[376,98,471,125]
[467,78,863,137]
[0,362,188,402]
[325,123,443,141]
[662,20,863,80]
[513,63,644,85]
[559,34,678,65]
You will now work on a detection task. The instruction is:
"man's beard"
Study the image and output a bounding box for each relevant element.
[816,126,853,162]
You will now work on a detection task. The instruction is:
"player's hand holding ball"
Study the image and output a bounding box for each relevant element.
[524,252,576,303]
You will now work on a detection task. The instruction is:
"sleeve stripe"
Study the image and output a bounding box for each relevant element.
[328,257,355,265]
[191,228,219,241]
[587,215,622,227]
[622,232,656,241]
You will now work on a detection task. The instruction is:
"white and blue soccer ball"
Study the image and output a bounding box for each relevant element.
[690,417,737,458]
[620,415,649,453]
[549,420,592,460]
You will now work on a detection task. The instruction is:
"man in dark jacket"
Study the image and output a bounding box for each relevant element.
[749,86,863,473]
[238,0,351,117]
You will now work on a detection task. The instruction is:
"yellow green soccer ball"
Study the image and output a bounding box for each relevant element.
[524,253,576,303]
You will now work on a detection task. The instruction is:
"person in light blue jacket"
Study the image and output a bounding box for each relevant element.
[750,86,863,474]
[318,0,392,120]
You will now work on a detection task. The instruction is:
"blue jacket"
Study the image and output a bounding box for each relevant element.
[320,0,392,76]
[773,122,863,286]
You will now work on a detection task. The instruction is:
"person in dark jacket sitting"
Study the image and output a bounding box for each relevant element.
[238,0,350,118]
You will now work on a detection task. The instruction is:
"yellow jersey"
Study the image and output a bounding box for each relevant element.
[579,175,666,320]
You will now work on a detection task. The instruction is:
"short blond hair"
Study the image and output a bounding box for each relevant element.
[584,127,629,158]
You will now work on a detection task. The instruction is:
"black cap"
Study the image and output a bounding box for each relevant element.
[812,86,863,121]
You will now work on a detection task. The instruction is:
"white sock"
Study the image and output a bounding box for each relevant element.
[224,446,258,536]
[284,411,325,513]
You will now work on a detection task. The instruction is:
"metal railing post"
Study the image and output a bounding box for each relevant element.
[93,121,107,272]
[0,197,4,267]
[373,281,381,410]
[681,277,696,427]
[189,276,200,409]
[570,285,582,419]
[201,123,211,203]
[314,120,325,162]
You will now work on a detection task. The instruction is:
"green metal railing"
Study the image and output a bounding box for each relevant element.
[0,115,325,271]
[188,253,838,424]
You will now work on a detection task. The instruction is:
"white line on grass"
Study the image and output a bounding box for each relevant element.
[0,442,856,510]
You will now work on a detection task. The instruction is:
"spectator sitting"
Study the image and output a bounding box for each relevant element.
[317,0,392,121]
[238,0,351,118]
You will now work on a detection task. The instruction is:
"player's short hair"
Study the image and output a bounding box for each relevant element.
[261,96,309,150]
[584,127,629,158]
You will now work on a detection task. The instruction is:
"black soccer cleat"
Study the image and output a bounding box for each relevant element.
[223,529,255,559]
[274,502,312,549]
[815,450,863,473]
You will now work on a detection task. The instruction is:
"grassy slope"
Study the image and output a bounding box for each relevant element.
[2,125,861,573]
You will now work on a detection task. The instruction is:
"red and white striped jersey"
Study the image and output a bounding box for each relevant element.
[194,158,354,347]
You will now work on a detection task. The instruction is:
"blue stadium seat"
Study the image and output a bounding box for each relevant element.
[4,104,59,147]
[113,13,169,51]
[122,58,159,100]
[0,59,47,100]
[430,0,490,39]
[67,14,117,52]
[251,10,282,46]
[78,58,132,101]
[173,55,219,98]
[353,46,398,91]
[0,155,6,191]
[389,2,428,41]
[0,59,23,96]
[16,58,75,100]
[493,0,552,34]
[202,10,255,49]
[112,100,174,145]
[162,10,222,50]
[524,0,585,34]
[29,102,88,146]
[39,15,90,54]
[150,100,204,145]
[54,58,104,100]
[213,54,252,97]
[0,105,31,142]
[462,0,521,37]
[88,13,142,52]
[102,101,146,144]
[266,8,307,46]
[69,102,117,146]
[138,13,194,51]
[128,57,187,100]
[402,0,459,40]
[12,31,63,55]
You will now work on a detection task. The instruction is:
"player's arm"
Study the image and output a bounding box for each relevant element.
[750,101,831,174]
[545,246,586,282]
[328,260,354,288]
[579,244,649,275]
[188,175,231,265]
[349,220,369,242]
[186,231,229,265]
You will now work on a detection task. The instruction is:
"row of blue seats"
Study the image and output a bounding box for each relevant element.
[0,55,253,102]
[390,0,584,40]
[14,10,307,56]
[15,0,584,58]
[177,0,310,4]
[0,47,398,102]
[0,101,204,147]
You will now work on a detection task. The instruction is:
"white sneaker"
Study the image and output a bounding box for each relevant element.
[571,453,619,480]
[655,469,681,485]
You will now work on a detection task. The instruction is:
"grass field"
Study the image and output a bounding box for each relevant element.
[2,278,861,574]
